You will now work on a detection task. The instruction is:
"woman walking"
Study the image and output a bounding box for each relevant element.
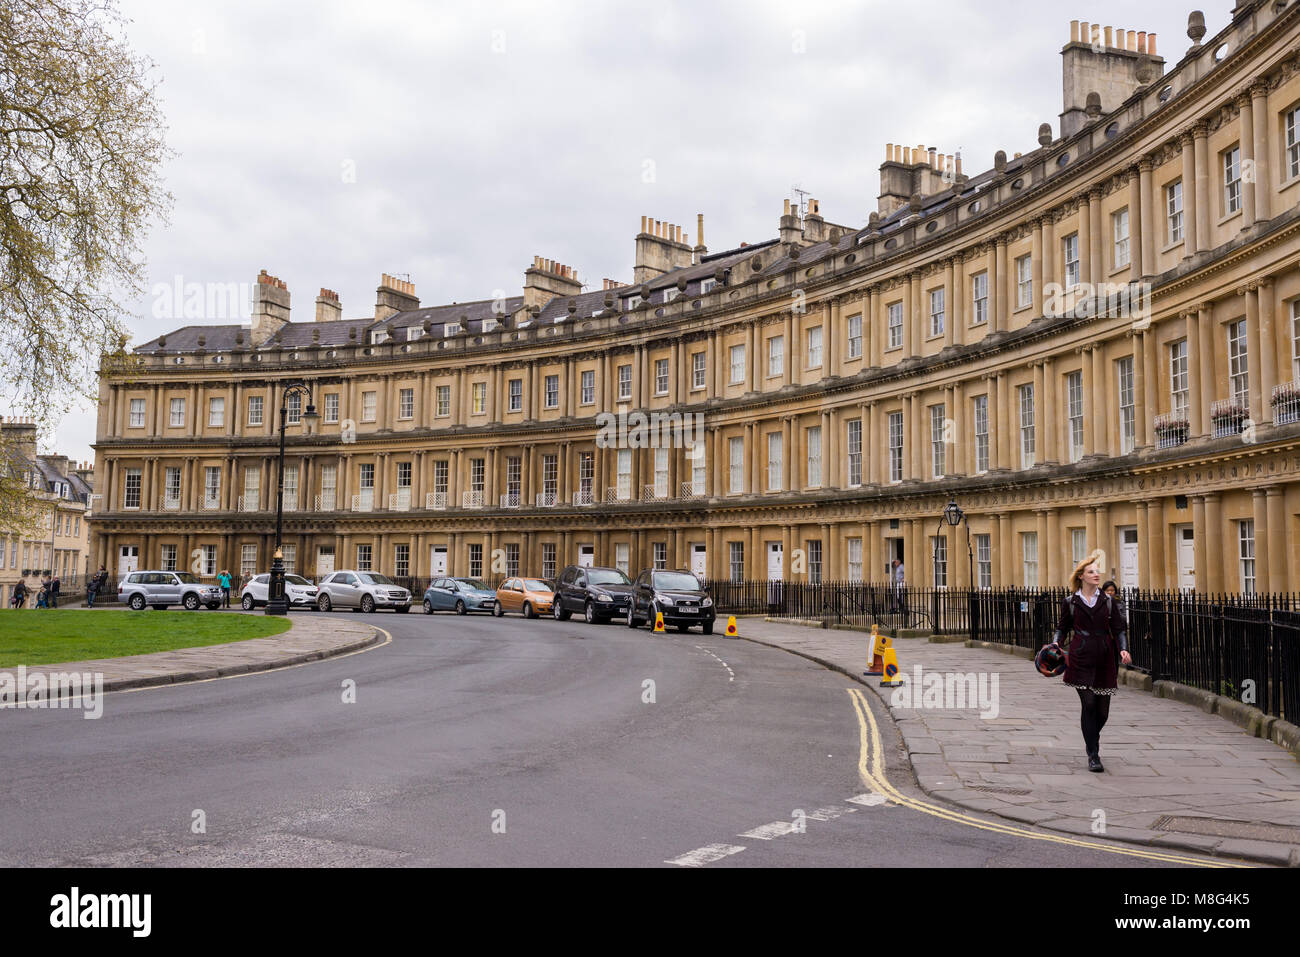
[1053,550,1131,772]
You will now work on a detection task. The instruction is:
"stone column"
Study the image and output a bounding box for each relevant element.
[1035,511,1048,586]
[1250,83,1272,222]
[1032,362,1045,465]
[1267,487,1288,591]
[1131,332,1147,449]
[1138,157,1156,274]
[1079,347,1094,459]
[1147,498,1167,591]
[1251,489,1269,593]
[1093,343,1110,458]
[944,260,957,347]
[903,273,917,358]
[1193,122,1211,249]
[1088,186,1104,286]
[1128,168,1143,280]
[998,513,1013,586]
[1243,284,1263,424]
[1191,495,1208,593]
[1197,304,1214,437]
[1180,130,1198,258]
[1259,277,1277,419]
[993,238,1007,333]
[996,373,1010,470]
[1079,192,1092,287]
[1031,222,1044,316]
[1204,492,1224,593]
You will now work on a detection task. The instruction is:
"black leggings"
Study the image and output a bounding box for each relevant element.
[1076,689,1112,755]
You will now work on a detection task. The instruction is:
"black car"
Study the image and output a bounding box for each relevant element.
[626,568,716,634]
[552,565,634,624]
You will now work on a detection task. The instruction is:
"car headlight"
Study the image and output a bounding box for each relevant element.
[703,597,713,607]
[594,591,612,601]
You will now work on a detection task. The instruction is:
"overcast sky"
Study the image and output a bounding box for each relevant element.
[31,0,1206,462]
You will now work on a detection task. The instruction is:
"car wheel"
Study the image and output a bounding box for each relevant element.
[129,594,145,611]
[553,600,570,621]
[702,623,714,635]
[361,594,375,614]
[183,593,200,611]
[423,599,434,615]
[317,593,332,613]
[241,594,255,611]
[584,601,596,624]
[493,600,504,618]
[455,600,466,615]
[648,601,660,631]
[523,602,534,619]
[626,603,638,628]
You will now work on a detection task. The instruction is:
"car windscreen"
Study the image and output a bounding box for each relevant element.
[522,579,550,591]
[359,574,396,586]
[176,573,200,584]
[286,575,311,586]
[588,569,631,586]
[653,572,701,591]
[456,579,490,591]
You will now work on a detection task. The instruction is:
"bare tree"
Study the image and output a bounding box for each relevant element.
[0,0,170,527]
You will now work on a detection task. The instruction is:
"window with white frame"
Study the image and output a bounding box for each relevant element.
[729,344,746,384]
[1016,254,1033,307]
[129,398,145,428]
[169,397,185,427]
[806,425,822,487]
[208,397,224,427]
[692,352,706,389]
[930,403,946,478]
[1239,519,1256,594]
[394,543,410,577]
[543,454,557,500]
[932,536,948,588]
[653,542,667,570]
[654,358,669,395]
[579,452,593,498]
[690,441,706,495]
[1167,181,1184,243]
[406,326,421,341]
[1170,340,1189,418]
[1118,356,1135,453]
[468,544,483,578]
[362,391,377,422]
[1288,106,1300,181]
[324,393,339,423]
[1228,319,1249,408]
[888,411,904,483]
[161,544,177,572]
[581,370,595,405]
[846,419,862,487]
[165,466,181,505]
[929,288,945,338]
[847,314,862,358]
[807,540,822,584]
[976,534,991,588]
[663,286,680,303]
[1022,532,1039,587]
[123,469,141,509]
[247,395,263,426]
[615,542,629,574]
[1293,299,1300,381]
[204,466,221,506]
[767,431,783,492]
[973,394,989,473]
[768,335,784,377]
[1019,384,1035,468]
[545,375,559,408]
[618,364,632,400]
[728,436,744,493]
[1067,371,1084,463]
[1071,528,1088,567]
[472,382,486,415]
[1063,233,1080,288]
[508,379,523,412]
[542,543,556,580]
[395,461,410,491]
[202,544,217,576]
[887,302,903,349]
[653,448,668,497]
[807,326,823,368]
[470,458,484,493]
[1223,146,1242,215]
[729,541,745,583]
[972,272,989,326]
[847,538,863,582]
[616,449,632,500]
[242,544,258,576]
[436,385,450,417]
[356,543,372,572]
[1113,208,1130,270]
[281,544,296,574]
[287,391,302,425]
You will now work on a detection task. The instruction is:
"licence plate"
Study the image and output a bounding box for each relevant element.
[679,606,697,613]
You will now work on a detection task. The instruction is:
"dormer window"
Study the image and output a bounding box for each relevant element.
[663,287,681,303]
[405,327,422,341]
[371,329,389,344]
[700,278,717,294]
[624,295,643,311]
[444,322,462,337]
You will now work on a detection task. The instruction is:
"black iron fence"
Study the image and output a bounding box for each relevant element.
[707,580,1299,721]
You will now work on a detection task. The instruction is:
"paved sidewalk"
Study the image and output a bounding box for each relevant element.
[11,613,383,693]
[738,619,1300,866]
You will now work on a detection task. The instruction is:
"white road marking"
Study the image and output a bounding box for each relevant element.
[738,822,796,840]
[847,792,891,807]
[694,645,735,682]
[665,843,746,867]
[808,806,857,822]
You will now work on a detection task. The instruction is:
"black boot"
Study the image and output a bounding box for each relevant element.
[1088,753,1104,773]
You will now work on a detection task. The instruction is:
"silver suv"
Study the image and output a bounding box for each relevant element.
[120,571,224,611]
[316,570,411,613]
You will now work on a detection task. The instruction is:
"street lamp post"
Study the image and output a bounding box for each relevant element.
[266,380,318,615]
[937,497,977,641]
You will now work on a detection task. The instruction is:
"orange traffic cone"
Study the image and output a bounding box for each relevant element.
[654,611,666,633]
[865,625,885,676]
[725,615,739,638]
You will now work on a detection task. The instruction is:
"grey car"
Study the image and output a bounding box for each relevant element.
[119,571,224,611]
[316,570,411,613]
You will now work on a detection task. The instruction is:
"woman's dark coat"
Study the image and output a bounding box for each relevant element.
[1054,592,1129,689]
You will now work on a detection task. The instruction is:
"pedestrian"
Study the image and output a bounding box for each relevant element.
[50,575,60,609]
[35,583,49,609]
[87,565,107,607]
[893,558,907,618]
[1053,550,1131,773]
[1101,579,1126,619]
[11,580,27,608]
[218,569,232,608]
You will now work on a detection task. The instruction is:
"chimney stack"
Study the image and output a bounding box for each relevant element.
[250,269,291,346]
[375,273,419,322]
[1060,20,1164,138]
[315,288,342,323]
[524,256,583,312]
[633,214,694,284]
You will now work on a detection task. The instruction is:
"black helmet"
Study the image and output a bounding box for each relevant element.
[1035,642,1066,678]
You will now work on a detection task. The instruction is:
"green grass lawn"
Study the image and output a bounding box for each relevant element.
[0,610,292,667]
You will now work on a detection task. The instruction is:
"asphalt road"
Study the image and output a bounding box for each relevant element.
[0,610,1219,867]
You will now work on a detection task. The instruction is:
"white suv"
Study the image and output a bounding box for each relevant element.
[240,573,319,610]
[316,571,411,613]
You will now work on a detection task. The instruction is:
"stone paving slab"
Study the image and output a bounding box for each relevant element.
[8,612,382,693]
[739,619,1300,867]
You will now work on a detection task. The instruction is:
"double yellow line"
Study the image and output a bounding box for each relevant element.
[846,687,1242,868]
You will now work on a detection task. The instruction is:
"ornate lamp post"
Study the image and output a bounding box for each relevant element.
[266,380,318,615]
[936,496,978,640]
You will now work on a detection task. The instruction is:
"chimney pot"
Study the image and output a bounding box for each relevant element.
[1127,29,1136,50]
[1148,33,1156,56]
[1070,19,1079,42]
[1137,31,1146,54]
[1104,26,1113,48]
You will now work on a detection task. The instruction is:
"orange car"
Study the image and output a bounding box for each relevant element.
[492,577,555,619]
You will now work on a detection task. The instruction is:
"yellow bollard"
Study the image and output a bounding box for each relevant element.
[654,611,666,633]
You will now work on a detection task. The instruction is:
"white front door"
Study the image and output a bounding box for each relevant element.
[1176,526,1195,592]
[1119,527,1139,589]
[317,547,335,578]
[118,545,139,578]
[767,542,783,581]
[430,546,447,577]
[578,545,594,568]
[690,544,707,578]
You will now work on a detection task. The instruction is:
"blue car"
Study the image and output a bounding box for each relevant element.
[423,577,496,615]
